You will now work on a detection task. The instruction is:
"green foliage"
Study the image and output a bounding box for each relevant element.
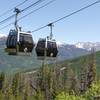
[0,67,99,100]
[55,92,85,100]
[0,51,99,99]
[55,81,100,100]
[12,73,20,96]
[84,81,100,100]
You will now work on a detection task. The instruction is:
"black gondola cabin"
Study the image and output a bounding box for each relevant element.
[36,37,58,59]
[5,29,34,55]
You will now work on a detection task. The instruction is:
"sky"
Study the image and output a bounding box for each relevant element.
[0,0,100,44]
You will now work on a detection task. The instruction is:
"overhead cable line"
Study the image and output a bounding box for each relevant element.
[0,0,56,30]
[0,0,46,26]
[0,14,15,25]
[21,0,46,12]
[0,23,13,30]
[0,0,28,18]
[52,0,100,24]
[19,0,57,21]
[0,0,100,32]
[31,0,100,33]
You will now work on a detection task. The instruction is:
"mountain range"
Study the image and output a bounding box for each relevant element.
[0,35,100,73]
[75,42,100,51]
[0,36,89,60]
[1,34,100,52]
[0,36,6,48]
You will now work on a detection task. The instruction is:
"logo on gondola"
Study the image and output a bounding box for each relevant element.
[50,53,53,57]
[24,47,28,53]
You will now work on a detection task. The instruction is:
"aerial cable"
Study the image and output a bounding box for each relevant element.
[21,0,46,12]
[0,23,13,30]
[52,0,100,24]
[0,14,15,25]
[0,0,46,26]
[0,0,56,30]
[31,0,100,33]
[0,0,100,31]
[18,0,57,21]
[0,0,28,18]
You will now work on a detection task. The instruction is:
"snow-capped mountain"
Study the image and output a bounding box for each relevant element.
[0,34,7,38]
[0,34,7,47]
[0,38,89,60]
[75,42,100,51]
[58,44,89,60]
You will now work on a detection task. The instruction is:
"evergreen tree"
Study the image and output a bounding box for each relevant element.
[12,73,20,96]
[0,72,5,90]
[67,68,79,94]
[86,47,96,88]
[80,58,88,93]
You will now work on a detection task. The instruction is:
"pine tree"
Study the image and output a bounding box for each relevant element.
[80,58,88,93]
[67,68,79,94]
[12,73,20,96]
[0,72,5,90]
[86,47,96,88]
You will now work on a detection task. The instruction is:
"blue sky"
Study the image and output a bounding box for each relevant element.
[0,0,100,44]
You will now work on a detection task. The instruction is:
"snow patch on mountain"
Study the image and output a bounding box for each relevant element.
[75,42,100,51]
[0,34,7,38]
[57,41,67,46]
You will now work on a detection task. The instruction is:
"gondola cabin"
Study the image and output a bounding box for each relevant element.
[36,37,58,60]
[5,29,34,55]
